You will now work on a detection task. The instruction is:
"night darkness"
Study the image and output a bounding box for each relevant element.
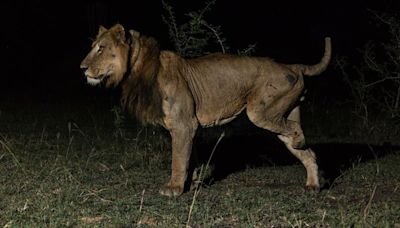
[1,0,398,102]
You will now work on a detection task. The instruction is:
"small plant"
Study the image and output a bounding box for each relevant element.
[238,43,257,56]
[162,0,228,57]
[0,135,25,173]
[336,56,372,128]
[110,106,126,138]
[363,11,400,118]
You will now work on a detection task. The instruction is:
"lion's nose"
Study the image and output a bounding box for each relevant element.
[80,62,88,70]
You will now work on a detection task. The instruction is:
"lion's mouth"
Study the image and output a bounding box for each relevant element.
[85,71,112,86]
[86,76,102,85]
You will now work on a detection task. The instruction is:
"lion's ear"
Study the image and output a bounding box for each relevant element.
[110,24,126,42]
[129,29,140,39]
[96,25,107,38]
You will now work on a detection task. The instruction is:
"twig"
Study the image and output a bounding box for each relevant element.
[0,136,26,174]
[367,9,391,25]
[394,84,400,114]
[186,131,225,227]
[363,185,377,221]
[197,0,216,20]
[202,23,226,53]
[137,189,146,227]
[363,76,400,88]
[139,189,145,213]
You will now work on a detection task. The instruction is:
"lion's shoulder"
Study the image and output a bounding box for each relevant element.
[159,51,187,75]
[160,50,181,61]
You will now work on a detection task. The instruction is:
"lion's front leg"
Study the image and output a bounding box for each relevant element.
[159,124,197,197]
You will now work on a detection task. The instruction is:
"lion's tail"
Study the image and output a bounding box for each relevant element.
[291,37,331,77]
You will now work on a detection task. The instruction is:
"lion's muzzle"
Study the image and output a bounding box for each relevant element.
[80,61,101,85]
[80,61,91,77]
[80,60,89,72]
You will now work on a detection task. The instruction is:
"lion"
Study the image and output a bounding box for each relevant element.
[80,24,331,197]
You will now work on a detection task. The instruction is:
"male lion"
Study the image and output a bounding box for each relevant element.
[80,24,331,197]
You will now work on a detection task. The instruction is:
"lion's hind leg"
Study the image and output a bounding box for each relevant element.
[246,98,306,149]
[278,135,320,191]
[277,106,319,191]
[247,96,319,191]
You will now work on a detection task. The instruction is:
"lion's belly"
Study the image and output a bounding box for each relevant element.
[190,75,251,127]
[196,101,246,127]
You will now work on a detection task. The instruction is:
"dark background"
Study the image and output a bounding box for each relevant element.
[0,0,398,103]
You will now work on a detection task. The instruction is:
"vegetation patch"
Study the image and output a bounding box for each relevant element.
[0,102,399,227]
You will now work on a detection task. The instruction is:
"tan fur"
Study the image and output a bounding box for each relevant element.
[81,24,331,197]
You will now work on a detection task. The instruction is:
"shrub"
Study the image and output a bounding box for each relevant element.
[162,0,228,57]
[336,11,400,140]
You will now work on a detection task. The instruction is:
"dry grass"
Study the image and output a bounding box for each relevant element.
[0,101,399,226]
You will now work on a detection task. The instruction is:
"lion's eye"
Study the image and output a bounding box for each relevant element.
[97,45,104,53]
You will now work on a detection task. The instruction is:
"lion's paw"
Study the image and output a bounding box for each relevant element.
[159,184,183,197]
[305,184,320,193]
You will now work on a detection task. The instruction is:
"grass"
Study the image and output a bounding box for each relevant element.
[0,101,399,227]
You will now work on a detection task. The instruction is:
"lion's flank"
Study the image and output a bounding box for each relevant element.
[121,35,164,125]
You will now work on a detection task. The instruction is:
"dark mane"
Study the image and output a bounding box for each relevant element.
[121,36,164,125]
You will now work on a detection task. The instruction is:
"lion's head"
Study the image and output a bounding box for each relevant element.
[80,24,132,87]
[81,24,164,124]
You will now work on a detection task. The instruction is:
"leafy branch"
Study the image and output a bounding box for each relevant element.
[162,0,228,57]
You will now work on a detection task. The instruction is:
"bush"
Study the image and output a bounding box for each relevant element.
[162,0,228,57]
[336,11,400,139]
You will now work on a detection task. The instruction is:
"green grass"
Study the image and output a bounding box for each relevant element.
[1,101,399,227]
